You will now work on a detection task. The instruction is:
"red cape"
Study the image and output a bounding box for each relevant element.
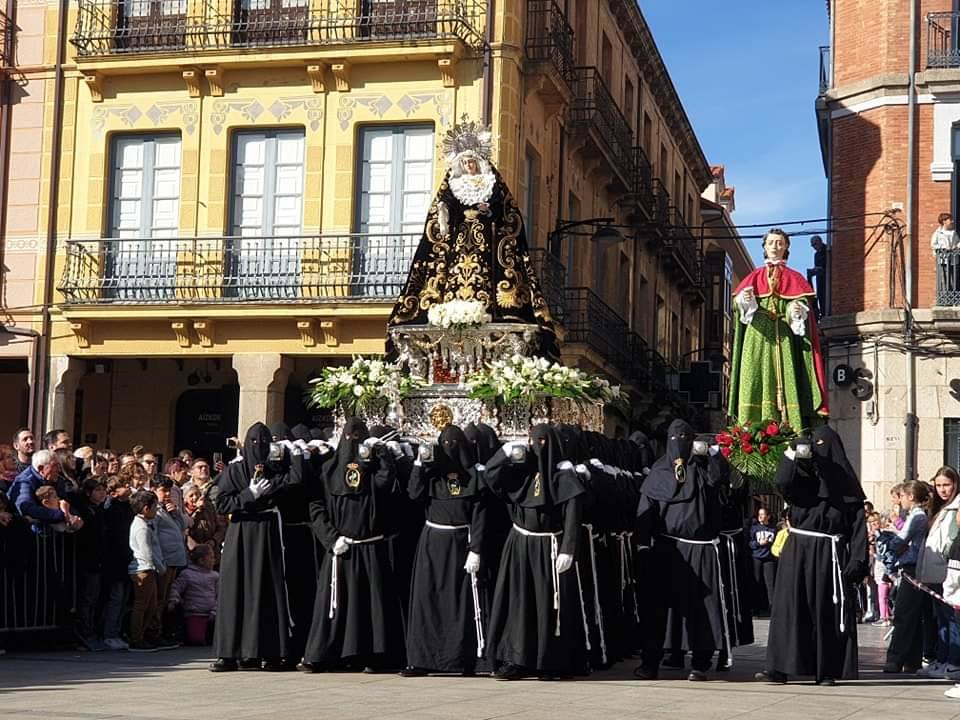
[733,263,816,300]
[733,263,829,418]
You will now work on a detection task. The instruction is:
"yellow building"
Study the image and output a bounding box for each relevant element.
[0,0,749,455]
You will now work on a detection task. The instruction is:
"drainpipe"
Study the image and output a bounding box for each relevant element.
[481,0,495,126]
[31,0,68,431]
[904,0,918,484]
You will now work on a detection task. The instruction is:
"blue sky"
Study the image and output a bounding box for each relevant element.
[642,1,829,271]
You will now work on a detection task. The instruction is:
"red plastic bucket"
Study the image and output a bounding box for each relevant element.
[184,614,209,645]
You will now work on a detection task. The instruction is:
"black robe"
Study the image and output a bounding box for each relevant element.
[765,426,867,681]
[485,425,586,674]
[302,419,405,666]
[387,165,557,357]
[213,422,296,660]
[637,420,726,672]
[406,426,490,673]
[713,452,754,656]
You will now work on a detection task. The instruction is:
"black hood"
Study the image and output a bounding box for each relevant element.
[324,417,371,495]
[466,422,501,464]
[269,422,292,441]
[556,424,587,464]
[290,424,311,442]
[243,422,273,479]
[665,419,695,465]
[811,425,865,502]
[430,424,480,500]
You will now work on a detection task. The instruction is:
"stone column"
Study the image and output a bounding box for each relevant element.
[232,353,293,435]
[46,355,83,435]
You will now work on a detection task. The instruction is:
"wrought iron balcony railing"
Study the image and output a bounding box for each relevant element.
[58,233,420,304]
[664,206,701,288]
[936,249,960,305]
[529,247,568,324]
[629,145,656,219]
[568,66,635,186]
[72,0,487,57]
[525,0,575,84]
[563,286,652,389]
[928,12,960,68]
[650,177,671,226]
[0,10,12,69]
[818,44,830,93]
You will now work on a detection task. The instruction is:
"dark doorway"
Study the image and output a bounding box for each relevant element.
[174,385,240,464]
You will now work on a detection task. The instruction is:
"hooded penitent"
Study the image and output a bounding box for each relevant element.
[641,420,700,503]
[324,418,371,496]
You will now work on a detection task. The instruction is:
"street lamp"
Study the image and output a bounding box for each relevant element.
[550,217,625,250]
[0,324,39,343]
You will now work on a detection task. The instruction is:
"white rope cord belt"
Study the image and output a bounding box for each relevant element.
[424,520,485,658]
[512,524,563,636]
[329,534,385,620]
[583,523,607,664]
[662,534,733,667]
[789,527,847,633]
[266,507,295,636]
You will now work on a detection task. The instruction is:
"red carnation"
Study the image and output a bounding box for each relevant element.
[765,422,780,436]
[720,446,732,459]
[742,442,754,454]
[717,432,733,446]
[740,432,752,444]
[759,443,770,455]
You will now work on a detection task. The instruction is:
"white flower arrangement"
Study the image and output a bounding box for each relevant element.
[465,354,622,407]
[427,299,492,329]
[308,356,424,413]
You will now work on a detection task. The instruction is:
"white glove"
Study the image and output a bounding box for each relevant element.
[464,551,481,574]
[385,441,404,459]
[362,437,384,450]
[555,553,574,574]
[308,439,332,455]
[556,461,574,472]
[333,536,350,556]
[574,464,590,479]
[248,475,270,499]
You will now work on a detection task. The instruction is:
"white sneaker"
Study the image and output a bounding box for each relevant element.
[944,684,960,699]
[944,665,960,681]
[918,661,945,677]
[104,638,128,650]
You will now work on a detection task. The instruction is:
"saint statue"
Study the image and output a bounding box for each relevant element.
[728,228,829,430]
[388,118,557,355]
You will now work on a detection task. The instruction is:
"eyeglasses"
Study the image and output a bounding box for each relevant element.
[143,460,157,465]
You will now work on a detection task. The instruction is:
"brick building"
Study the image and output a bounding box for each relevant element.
[818,0,960,501]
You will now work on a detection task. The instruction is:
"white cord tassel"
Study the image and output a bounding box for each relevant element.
[574,561,591,652]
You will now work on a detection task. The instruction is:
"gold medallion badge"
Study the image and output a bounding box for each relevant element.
[533,472,542,497]
[345,462,362,489]
[447,473,462,496]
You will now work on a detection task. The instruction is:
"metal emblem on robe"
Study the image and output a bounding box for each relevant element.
[447,472,462,496]
[345,462,362,489]
[533,472,542,497]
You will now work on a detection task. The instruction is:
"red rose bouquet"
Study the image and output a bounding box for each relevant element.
[715,419,797,486]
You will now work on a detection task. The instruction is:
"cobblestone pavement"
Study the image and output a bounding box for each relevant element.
[3,621,960,720]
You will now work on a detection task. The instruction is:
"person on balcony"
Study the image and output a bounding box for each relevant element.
[388,118,557,357]
[728,228,829,432]
[932,212,960,297]
[806,235,827,318]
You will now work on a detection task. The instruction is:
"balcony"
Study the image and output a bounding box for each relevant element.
[663,206,702,297]
[525,0,575,92]
[568,66,635,190]
[936,249,960,306]
[818,44,830,93]
[625,145,656,221]
[58,232,419,305]
[563,286,652,390]
[71,0,486,60]
[529,247,567,324]
[928,12,960,68]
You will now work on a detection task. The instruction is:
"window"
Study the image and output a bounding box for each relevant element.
[233,0,308,46]
[946,419,960,468]
[659,144,669,182]
[519,146,540,245]
[119,0,186,50]
[674,171,683,215]
[624,77,635,133]
[671,310,680,362]
[107,133,182,300]
[564,191,580,284]
[229,129,305,298]
[643,111,652,154]
[656,295,667,357]
[574,0,588,64]
[601,33,613,88]
[356,124,435,295]
[686,194,694,228]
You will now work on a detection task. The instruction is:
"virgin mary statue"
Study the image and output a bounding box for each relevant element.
[388,119,557,355]
[728,228,829,431]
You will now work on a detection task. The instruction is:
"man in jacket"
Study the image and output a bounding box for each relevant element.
[7,450,82,529]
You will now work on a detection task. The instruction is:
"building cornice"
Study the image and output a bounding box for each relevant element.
[609,0,712,191]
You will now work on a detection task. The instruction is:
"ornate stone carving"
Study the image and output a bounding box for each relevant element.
[171,321,192,348]
[331,61,351,92]
[192,319,214,348]
[181,69,202,98]
[204,67,224,97]
[307,63,326,93]
[69,321,90,349]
